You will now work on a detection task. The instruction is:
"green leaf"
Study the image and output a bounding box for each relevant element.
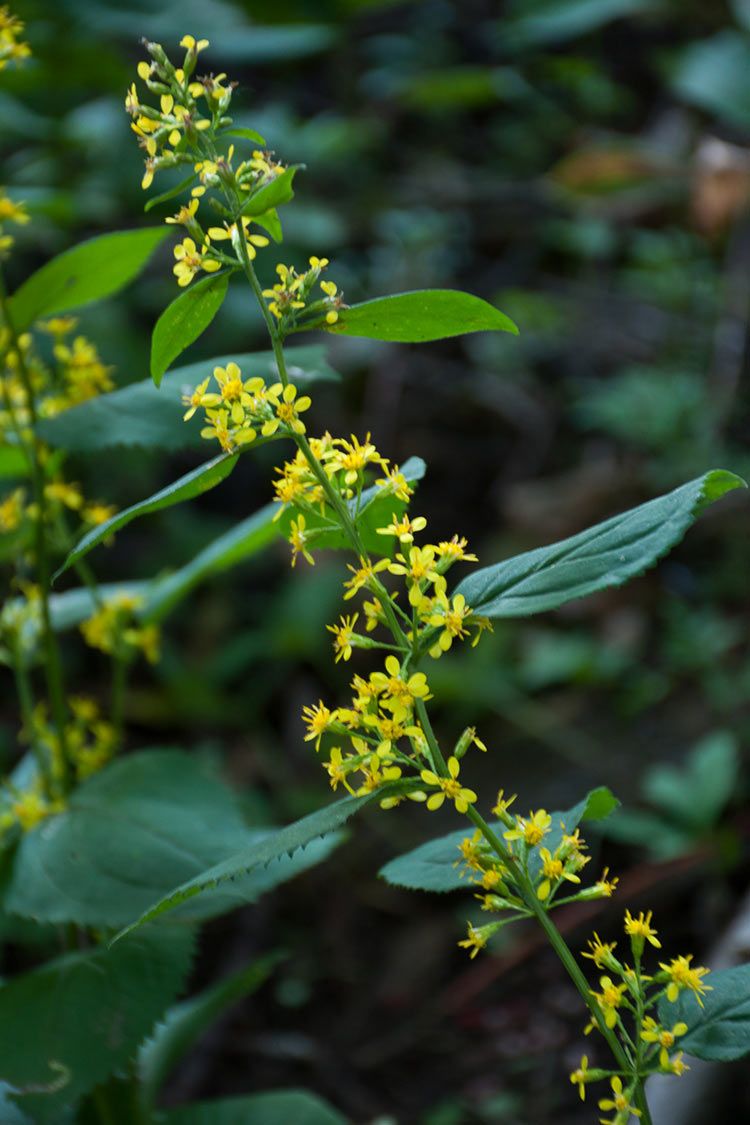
[0,447,29,479]
[240,166,301,217]
[0,929,194,1123]
[6,751,342,928]
[253,208,283,243]
[670,32,750,132]
[142,503,278,622]
[164,1090,346,1125]
[379,787,617,893]
[327,289,518,343]
[54,453,238,579]
[114,782,416,942]
[10,228,169,331]
[138,955,281,1110]
[0,1083,34,1124]
[144,172,199,214]
[505,0,652,48]
[660,963,750,1062]
[643,731,739,832]
[220,126,266,145]
[455,471,746,618]
[36,347,340,453]
[151,272,230,386]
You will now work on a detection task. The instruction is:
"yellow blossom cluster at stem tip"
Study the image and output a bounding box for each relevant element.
[568,910,709,1115]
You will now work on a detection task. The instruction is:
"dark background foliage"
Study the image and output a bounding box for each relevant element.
[2,1,750,1121]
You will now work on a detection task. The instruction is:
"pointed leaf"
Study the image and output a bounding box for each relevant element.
[164,1091,346,1125]
[36,347,339,452]
[138,954,281,1109]
[144,172,199,213]
[141,503,277,622]
[240,166,301,217]
[54,453,238,579]
[0,928,194,1123]
[455,471,746,618]
[6,751,343,928]
[220,126,266,145]
[151,272,230,386]
[327,289,518,343]
[10,228,169,330]
[659,963,750,1062]
[114,782,416,941]
[380,787,617,893]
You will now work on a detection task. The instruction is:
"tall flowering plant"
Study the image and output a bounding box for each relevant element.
[0,19,747,1124]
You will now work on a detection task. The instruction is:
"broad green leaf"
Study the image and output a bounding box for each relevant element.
[670,32,750,132]
[37,347,339,453]
[165,1090,346,1125]
[10,228,169,331]
[659,963,750,1062]
[114,782,416,941]
[240,166,301,217]
[54,453,238,579]
[144,172,199,214]
[455,471,746,619]
[138,955,281,1110]
[6,750,341,928]
[327,289,518,343]
[0,929,193,1123]
[643,731,739,832]
[142,504,278,622]
[253,208,283,243]
[151,272,230,386]
[379,787,617,893]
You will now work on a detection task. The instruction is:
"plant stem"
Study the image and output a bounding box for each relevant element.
[0,267,70,793]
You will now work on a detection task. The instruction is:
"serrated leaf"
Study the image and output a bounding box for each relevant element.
[114,783,415,942]
[455,471,746,619]
[54,453,238,579]
[151,272,230,386]
[240,166,301,217]
[164,1090,346,1125]
[659,963,750,1062]
[144,173,199,214]
[6,751,343,928]
[141,503,278,622]
[379,787,617,893]
[36,347,339,453]
[0,928,194,1123]
[10,228,169,330]
[138,955,281,1110]
[327,289,518,343]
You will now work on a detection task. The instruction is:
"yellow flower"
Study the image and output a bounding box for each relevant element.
[536,845,581,901]
[590,975,628,1029]
[435,535,478,563]
[45,480,83,510]
[388,545,440,605]
[326,433,385,486]
[323,746,354,793]
[180,34,209,53]
[624,909,661,952]
[261,382,312,437]
[658,954,711,1006]
[0,487,25,532]
[641,1016,689,1068]
[375,465,414,502]
[369,655,431,708]
[458,922,489,959]
[11,789,55,832]
[569,1055,590,1101]
[0,192,28,224]
[172,237,220,286]
[207,217,269,258]
[289,514,315,567]
[597,1076,641,1121]
[376,512,427,544]
[84,502,117,527]
[327,613,360,662]
[593,867,619,897]
[582,933,620,971]
[302,701,338,750]
[428,592,472,654]
[165,198,199,227]
[342,557,390,600]
[504,809,551,848]
[420,755,477,813]
[182,376,211,420]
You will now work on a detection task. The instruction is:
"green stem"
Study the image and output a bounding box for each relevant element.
[0,267,70,793]
[632,957,654,1125]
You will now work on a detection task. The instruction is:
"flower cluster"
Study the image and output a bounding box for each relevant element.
[568,912,710,1121]
[80,593,160,666]
[263,257,344,336]
[0,187,28,257]
[0,6,29,72]
[184,361,312,453]
[0,695,116,843]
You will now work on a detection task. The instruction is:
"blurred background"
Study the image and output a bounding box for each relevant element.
[2,0,750,1121]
